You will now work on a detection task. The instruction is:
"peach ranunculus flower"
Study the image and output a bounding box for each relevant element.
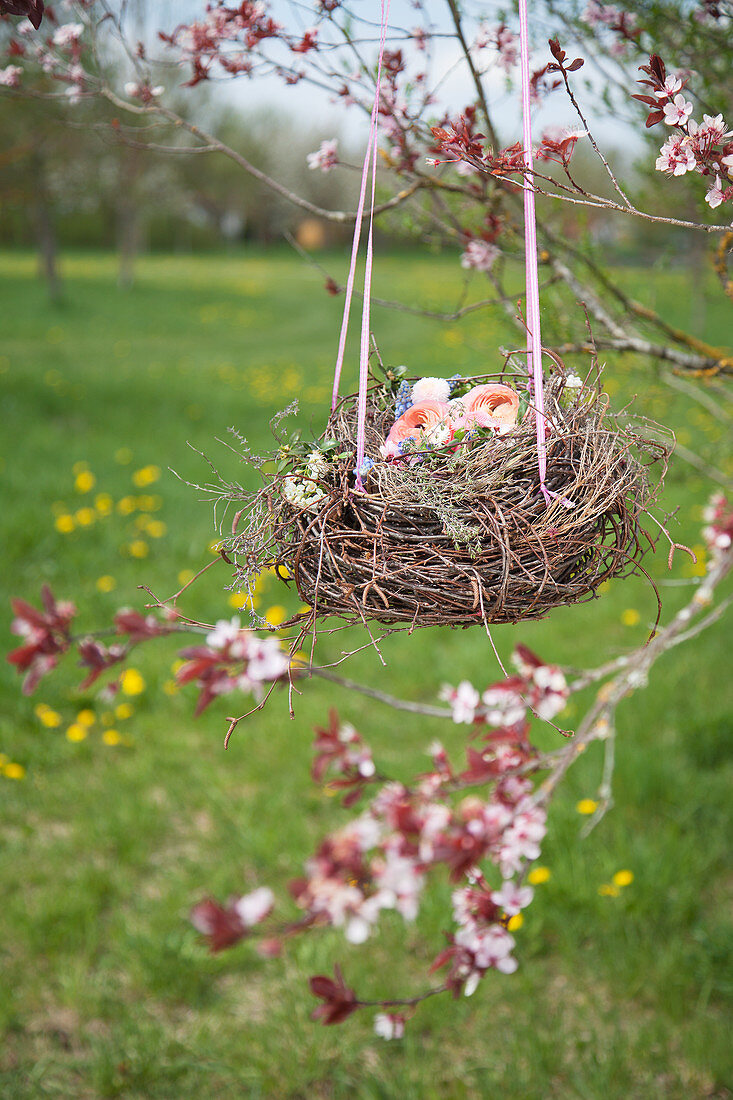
[458,383,520,436]
[380,399,452,459]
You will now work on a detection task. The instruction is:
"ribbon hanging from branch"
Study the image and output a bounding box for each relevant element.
[331,0,391,492]
[518,0,555,507]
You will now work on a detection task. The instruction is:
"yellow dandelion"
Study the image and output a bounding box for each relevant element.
[132,465,161,488]
[75,507,96,527]
[162,679,178,696]
[621,608,641,627]
[277,564,291,580]
[527,866,551,885]
[128,540,149,559]
[74,470,96,493]
[598,883,620,898]
[94,493,114,516]
[66,724,88,743]
[76,709,96,727]
[114,703,133,720]
[136,494,161,512]
[3,762,26,779]
[507,914,524,932]
[146,520,166,539]
[37,707,62,728]
[102,729,121,746]
[298,604,312,615]
[576,799,598,815]
[96,575,116,593]
[171,658,186,674]
[55,514,75,534]
[612,869,634,888]
[116,496,137,515]
[265,605,287,627]
[119,668,145,696]
[208,539,222,556]
[115,447,133,465]
[34,703,51,717]
[177,569,195,586]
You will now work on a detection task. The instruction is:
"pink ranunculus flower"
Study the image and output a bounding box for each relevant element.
[380,399,452,458]
[460,383,520,435]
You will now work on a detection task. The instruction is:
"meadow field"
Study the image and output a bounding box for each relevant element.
[0,249,731,1099]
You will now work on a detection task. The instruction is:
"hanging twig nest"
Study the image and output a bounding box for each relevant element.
[226,369,668,628]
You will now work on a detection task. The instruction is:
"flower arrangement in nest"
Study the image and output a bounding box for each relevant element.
[217,356,669,631]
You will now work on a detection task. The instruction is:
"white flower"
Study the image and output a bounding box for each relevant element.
[282,475,325,512]
[306,449,329,479]
[412,376,451,404]
[234,886,274,926]
[654,75,683,100]
[565,372,583,389]
[705,175,726,209]
[374,1013,405,1040]
[663,94,694,126]
[345,915,371,944]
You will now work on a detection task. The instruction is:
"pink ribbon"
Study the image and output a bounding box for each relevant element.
[518,0,553,506]
[331,0,390,492]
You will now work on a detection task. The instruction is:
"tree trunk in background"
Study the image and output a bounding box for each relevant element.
[116,145,143,290]
[31,150,61,303]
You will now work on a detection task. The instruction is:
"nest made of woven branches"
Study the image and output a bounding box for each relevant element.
[224,369,669,628]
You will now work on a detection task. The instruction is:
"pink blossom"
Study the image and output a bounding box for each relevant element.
[246,635,290,682]
[663,94,694,126]
[705,175,726,209]
[307,138,338,172]
[698,113,729,141]
[207,616,246,653]
[440,680,479,724]
[701,494,733,564]
[234,886,274,926]
[372,847,424,921]
[374,1013,405,1040]
[654,75,683,100]
[480,685,526,727]
[460,239,498,273]
[124,81,164,101]
[490,880,534,916]
[52,22,84,47]
[0,65,23,87]
[655,135,696,176]
[496,25,518,72]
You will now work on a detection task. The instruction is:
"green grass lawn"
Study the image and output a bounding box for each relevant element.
[0,249,731,1099]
